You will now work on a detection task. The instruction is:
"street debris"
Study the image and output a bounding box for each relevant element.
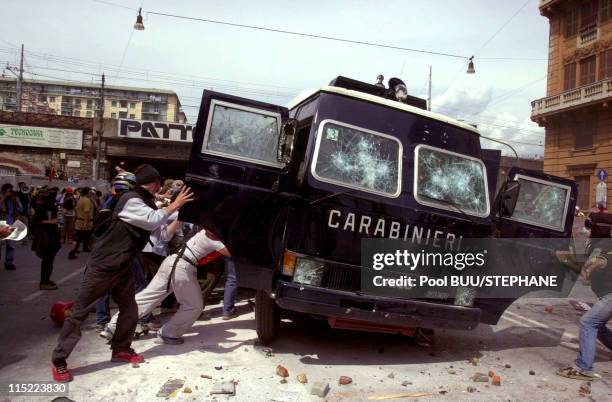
[401,381,412,387]
[447,369,457,375]
[387,372,395,379]
[544,306,554,313]
[505,364,512,368]
[469,357,479,366]
[367,392,434,400]
[200,374,213,379]
[569,300,592,311]
[579,381,591,396]
[492,375,501,386]
[467,386,477,393]
[183,386,192,393]
[529,369,536,375]
[255,346,274,357]
[276,364,289,378]
[339,376,353,385]
[471,373,489,382]
[131,363,140,368]
[215,366,223,370]
[280,379,287,384]
[156,379,185,398]
[296,373,308,384]
[310,381,330,398]
[488,371,495,377]
[210,381,236,396]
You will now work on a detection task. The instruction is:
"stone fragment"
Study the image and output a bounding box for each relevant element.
[529,369,535,375]
[471,373,489,383]
[297,373,308,384]
[183,386,192,393]
[310,382,330,398]
[387,372,395,379]
[276,365,289,378]
[209,382,236,396]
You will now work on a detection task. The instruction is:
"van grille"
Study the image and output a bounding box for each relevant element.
[324,265,361,292]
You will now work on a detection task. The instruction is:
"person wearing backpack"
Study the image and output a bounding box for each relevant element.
[60,187,76,247]
[106,227,229,345]
[51,164,194,383]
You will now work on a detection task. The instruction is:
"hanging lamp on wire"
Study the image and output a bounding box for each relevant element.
[466,56,476,74]
[134,8,145,30]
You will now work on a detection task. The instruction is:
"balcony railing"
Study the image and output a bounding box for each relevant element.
[531,77,612,119]
[578,25,598,47]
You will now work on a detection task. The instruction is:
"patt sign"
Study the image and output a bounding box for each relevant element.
[118,119,194,142]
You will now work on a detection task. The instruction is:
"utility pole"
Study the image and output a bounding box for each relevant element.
[427,65,432,112]
[16,44,24,112]
[95,73,105,180]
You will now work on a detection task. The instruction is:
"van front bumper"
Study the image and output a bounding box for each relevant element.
[275,281,481,330]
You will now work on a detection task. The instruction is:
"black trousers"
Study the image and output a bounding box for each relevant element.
[40,251,56,284]
[52,264,137,363]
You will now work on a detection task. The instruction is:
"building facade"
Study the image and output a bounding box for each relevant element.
[0,77,187,123]
[531,0,612,209]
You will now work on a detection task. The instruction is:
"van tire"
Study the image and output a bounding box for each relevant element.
[255,290,279,343]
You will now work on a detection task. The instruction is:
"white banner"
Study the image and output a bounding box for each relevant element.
[0,123,83,150]
[118,119,194,142]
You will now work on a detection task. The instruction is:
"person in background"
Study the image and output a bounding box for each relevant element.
[1,183,23,271]
[15,182,31,228]
[60,187,76,246]
[69,188,94,259]
[31,186,61,290]
[51,164,194,383]
[221,258,238,320]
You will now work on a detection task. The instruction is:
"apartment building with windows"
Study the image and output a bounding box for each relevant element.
[531,0,612,209]
[0,77,188,123]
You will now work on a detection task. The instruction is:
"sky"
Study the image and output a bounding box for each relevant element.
[0,0,550,157]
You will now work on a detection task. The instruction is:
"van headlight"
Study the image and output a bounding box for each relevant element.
[293,257,326,287]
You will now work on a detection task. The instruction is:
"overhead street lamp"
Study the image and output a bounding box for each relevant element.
[134,8,145,30]
[467,56,476,74]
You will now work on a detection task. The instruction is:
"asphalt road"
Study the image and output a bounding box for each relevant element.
[0,240,610,402]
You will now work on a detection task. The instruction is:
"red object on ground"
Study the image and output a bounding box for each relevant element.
[111,349,145,364]
[492,375,501,385]
[50,301,75,326]
[544,306,554,313]
[51,364,73,383]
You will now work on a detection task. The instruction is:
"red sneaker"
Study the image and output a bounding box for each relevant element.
[111,348,145,364]
[52,361,73,383]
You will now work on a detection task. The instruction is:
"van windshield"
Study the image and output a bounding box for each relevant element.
[311,120,402,197]
[414,145,489,217]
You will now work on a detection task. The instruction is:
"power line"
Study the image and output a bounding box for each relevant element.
[473,0,531,56]
[145,10,469,59]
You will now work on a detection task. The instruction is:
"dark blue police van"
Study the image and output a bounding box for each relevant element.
[182,76,577,342]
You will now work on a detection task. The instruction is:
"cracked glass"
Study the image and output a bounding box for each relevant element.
[313,122,401,196]
[416,146,488,216]
[511,178,568,230]
[204,103,280,164]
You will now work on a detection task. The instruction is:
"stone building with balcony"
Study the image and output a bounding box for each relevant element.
[0,77,188,123]
[531,0,612,209]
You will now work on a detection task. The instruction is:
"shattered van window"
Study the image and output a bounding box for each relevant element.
[511,178,568,230]
[416,146,488,216]
[313,122,401,196]
[204,103,280,164]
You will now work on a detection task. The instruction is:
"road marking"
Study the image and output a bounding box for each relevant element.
[21,266,85,302]
[502,309,610,355]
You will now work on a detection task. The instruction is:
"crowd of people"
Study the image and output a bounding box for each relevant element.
[0,163,239,383]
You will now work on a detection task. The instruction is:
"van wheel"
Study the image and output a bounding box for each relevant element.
[255,290,279,343]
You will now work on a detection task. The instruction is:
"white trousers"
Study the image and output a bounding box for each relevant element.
[109,254,203,338]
